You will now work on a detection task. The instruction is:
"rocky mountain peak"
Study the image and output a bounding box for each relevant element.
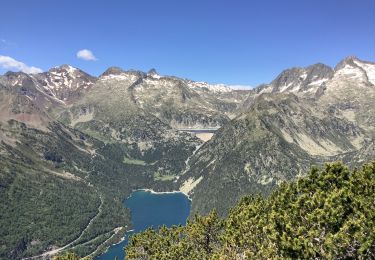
[333,56,375,86]
[301,63,334,88]
[334,56,360,71]
[147,68,158,75]
[49,64,78,74]
[100,67,125,77]
[46,64,95,82]
[126,69,147,78]
[332,56,369,83]
[305,63,333,76]
[0,71,35,87]
[264,62,333,95]
[3,70,30,80]
[42,64,95,83]
[29,65,96,102]
[147,68,161,79]
[271,67,306,89]
[100,67,147,80]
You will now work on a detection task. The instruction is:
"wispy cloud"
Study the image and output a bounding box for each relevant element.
[1,39,9,50]
[0,55,42,74]
[76,49,97,61]
[0,39,17,50]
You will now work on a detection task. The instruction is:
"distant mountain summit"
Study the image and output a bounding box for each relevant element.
[254,63,333,96]
[177,56,375,216]
[32,64,96,102]
[1,56,375,258]
[100,66,125,76]
[147,68,160,79]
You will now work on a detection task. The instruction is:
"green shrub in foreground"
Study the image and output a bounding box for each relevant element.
[125,161,375,259]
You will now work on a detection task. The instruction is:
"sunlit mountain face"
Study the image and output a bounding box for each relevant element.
[1,56,375,259]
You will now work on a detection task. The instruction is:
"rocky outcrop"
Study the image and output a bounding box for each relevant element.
[179,56,375,216]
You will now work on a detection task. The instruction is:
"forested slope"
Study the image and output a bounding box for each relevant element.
[126,160,375,259]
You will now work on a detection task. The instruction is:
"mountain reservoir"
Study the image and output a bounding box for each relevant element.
[97,190,191,260]
[178,128,219,142]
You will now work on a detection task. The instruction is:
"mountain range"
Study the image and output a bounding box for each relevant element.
[1,56,374,258]
[179,56,375,215]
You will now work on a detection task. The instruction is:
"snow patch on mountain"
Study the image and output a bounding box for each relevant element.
[336,64,363,79]
[188,81,232,93]
[150,74,161,79]
[279,82,294,92]
[354,60,375,85]
[100,74,138,82]
[308,78,329,86]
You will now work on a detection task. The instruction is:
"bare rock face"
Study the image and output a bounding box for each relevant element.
[252,63,333,98]
[179,56,375,216]
[94,67,250,129]
[2,57,375,257]
[0,64,251,181]
[1,65,242,258]
[33,65,97,103]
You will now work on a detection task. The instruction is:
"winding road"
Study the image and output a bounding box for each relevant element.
[23,193,104,259]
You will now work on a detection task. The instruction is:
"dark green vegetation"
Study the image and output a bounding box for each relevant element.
[2,57,375,259]
[0,68,202,259]
[126,161,375,259]
[179,93,370,217]
[53,252,91,260]
[0,120,129,259]
[0,118,196,259]
[179,57,375,217]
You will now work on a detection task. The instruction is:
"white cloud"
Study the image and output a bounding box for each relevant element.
[0,55,43,74]
[76,49,97,61]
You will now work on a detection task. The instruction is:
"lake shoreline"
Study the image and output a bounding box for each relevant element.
[96,189,191,259]
[136,188,192,201]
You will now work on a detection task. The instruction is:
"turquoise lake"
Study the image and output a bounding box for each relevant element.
[96,190,191,259]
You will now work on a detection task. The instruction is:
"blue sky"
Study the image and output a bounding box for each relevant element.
[0,0,374,86]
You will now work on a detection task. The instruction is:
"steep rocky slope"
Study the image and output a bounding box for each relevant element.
[0,75,134,258]
[33,65,97,103]
[93,67,249,129]
[255,63,333,95]
[60,68,202,178]
[0,65,248,258]
[179,56,375,216]
[127,161,375,259]
[1,56,375,258]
